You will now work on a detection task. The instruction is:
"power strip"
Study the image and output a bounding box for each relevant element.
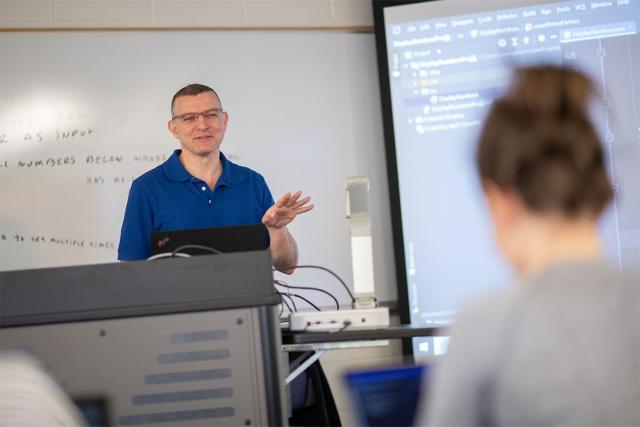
[288,307,390,332]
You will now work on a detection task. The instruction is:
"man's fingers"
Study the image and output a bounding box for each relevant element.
[295,204,314,214]
[263,202,313,229]
[285,191,302,207]
[276,192,292,207]
[277,191,307,208]
[293,196,311,208]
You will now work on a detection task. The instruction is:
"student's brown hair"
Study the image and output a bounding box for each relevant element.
[476,65,613,217]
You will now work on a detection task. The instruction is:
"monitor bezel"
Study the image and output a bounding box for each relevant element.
[372,0,437,358]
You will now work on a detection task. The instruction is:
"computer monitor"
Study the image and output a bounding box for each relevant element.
[374,0,640,359]
[150,224,269,256]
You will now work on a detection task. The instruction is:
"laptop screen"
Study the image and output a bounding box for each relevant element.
[73,397,110,427]
[345,364,427,427]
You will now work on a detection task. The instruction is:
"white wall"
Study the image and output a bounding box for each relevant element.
[0,0,373,29]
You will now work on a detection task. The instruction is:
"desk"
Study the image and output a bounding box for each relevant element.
[282,324,443,346]
[281,325,444,384]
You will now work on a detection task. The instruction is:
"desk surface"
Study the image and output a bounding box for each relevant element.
[281,324,444,345]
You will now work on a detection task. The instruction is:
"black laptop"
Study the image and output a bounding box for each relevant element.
[150,224,269,256]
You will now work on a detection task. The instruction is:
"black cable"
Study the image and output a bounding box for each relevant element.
[278,294,293,317]
[276,292,296,313]
[171,244,223,257]
[280,293,294,313]
[280,291,297,312]
[288,293,321,311]
[273,279,298,313]
[146,252,191,261]
[274,279,340,310]
[273,264,355,302]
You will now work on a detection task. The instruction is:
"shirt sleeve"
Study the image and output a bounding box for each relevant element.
[117,180,153,260]
[256,174,275,248]
[258,174,275,217]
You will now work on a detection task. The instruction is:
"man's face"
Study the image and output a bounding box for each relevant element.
[168,91,228,158]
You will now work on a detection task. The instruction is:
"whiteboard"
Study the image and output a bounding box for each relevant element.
[0,31,397,305]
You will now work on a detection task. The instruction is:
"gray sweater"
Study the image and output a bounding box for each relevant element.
[422,261,640,426]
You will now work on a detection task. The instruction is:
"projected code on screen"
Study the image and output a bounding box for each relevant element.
[383,0,640,345]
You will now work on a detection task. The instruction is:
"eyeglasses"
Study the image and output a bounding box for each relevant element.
[172,108,224,124]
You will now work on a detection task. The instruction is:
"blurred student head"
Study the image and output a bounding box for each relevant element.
[476,65,613,276]
[0,353,85,426]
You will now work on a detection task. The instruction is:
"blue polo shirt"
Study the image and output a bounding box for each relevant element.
[118,150,274,260]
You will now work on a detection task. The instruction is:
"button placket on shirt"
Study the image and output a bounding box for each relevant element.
[200,185,212,206]
[203,185,213,206]
[192,180,213,207]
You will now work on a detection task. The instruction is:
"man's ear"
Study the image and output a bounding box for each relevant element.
[167,120,178,139]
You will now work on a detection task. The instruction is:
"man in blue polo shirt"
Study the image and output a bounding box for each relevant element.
[117,84,313,273]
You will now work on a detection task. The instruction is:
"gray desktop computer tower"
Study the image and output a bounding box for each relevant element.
[0,250,286,426]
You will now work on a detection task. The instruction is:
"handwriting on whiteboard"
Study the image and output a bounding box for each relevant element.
[1,232,116,251]
[0,128,94,144]
[0,153,168,168]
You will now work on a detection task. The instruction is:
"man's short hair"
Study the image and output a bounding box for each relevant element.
[170,84,222,114]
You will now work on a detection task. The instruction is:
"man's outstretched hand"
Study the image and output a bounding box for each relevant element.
[262,191,314,229]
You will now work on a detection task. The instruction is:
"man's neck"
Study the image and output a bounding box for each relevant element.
[179,149,223,190]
